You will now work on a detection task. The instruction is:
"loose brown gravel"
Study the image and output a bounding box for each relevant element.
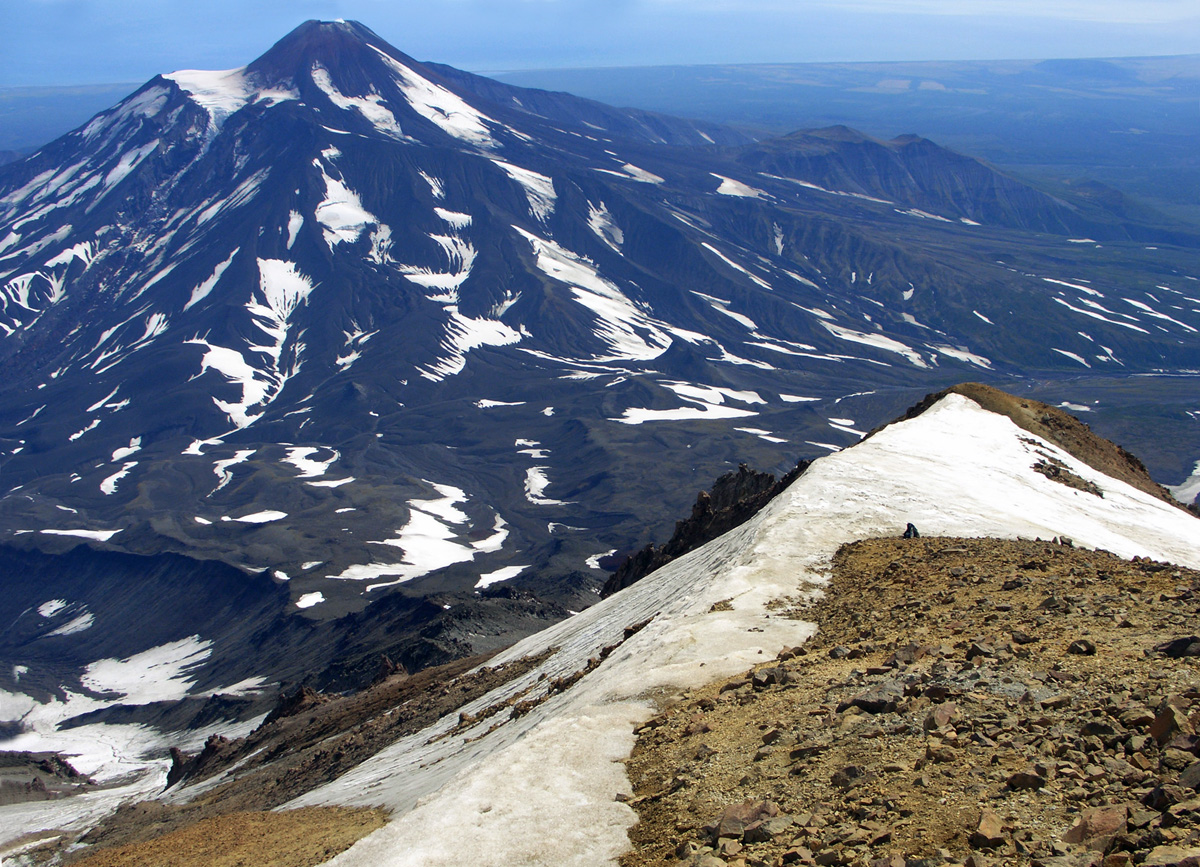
[620,536,1200,867]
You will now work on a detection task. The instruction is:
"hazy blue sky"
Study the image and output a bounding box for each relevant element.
[3,0,1200,87]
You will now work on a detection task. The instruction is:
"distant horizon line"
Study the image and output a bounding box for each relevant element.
[4,48,1200,92]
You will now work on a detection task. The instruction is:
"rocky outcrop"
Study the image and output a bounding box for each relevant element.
[603,461,811,597]
[0,751,92,805]
[165,735,236,789]
[261,686,330,728]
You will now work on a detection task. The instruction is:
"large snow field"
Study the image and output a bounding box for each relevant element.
[0,634,264,849]
[298,394,1199,867]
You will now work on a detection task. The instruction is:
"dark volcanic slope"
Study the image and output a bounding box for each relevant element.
[731,126,1188,242]
[0,21,1198,721]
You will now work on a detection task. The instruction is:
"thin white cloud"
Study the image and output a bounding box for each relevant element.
[648,0,1200,25]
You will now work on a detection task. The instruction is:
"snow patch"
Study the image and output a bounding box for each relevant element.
[286,211,304,249]
[595,163,663,184]
[1052,348,1092,368]
[40,529,120,542]
[525,468,569,506]
[283,446,339,478]
[618,380,762,425]
[586,550,616,571]
[516,228,671,362]
[100,462,138,495]
[1169,461,1200,506]
[223,510,287,524]
[736,427,787,444]
[712,174,763,198]
[311,65,404,138]
[820,321,927,368]
[1043,277,1103,298]
[48,612,95,637]
[212,449,255,493]
[296,592,326,610]
[110,437,142,462]
[586,201,623,252]
[434,208,472,228]
[475,565,529,589]
[930,345,993,369]
[38,600,68,618]
[166,67,297,129]
[188,258,316,429]
[399,230,476,299]
[315,159,378,249]
[101,141,159,191]
[700,243,772,291]
[418,311,523,382]
[82,636,212,705]
[184,248,239,312]
[419,171,445,200]
[895,207,952,222]
[491,160,556,221]
[332,486,508,590]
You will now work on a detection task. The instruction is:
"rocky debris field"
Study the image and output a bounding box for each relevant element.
[0,752,92,806]
[620,535,1200,867]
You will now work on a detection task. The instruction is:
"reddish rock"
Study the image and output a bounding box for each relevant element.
[782,847,814,865]
[1142,845,1200,867]
[685,714,714,736]
[1062,805,1128,851]
[923,703,958,731]
[718,838,743,857]
[713,799,780,839]
[761,727,785,745]
[1150,700,1195,745]
[970,810,1006,849]
[1179,762,1200,791]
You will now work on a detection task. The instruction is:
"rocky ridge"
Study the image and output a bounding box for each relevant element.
[620,535,1200,867]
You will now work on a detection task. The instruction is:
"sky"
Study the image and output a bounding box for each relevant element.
[2,0,1200,87]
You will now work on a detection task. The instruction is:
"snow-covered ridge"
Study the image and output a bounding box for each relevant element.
[294,393,1199,866]
[372,47,500,149]
[164,68,299,130]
